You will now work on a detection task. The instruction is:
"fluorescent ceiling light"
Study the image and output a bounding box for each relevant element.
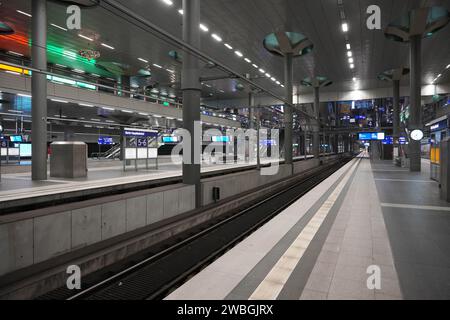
[91,73,100,77]
[161,0,173,5]
[121,109,133,113]
[5,70,20,76]
[55,63,67,68]
[101,43,115,50]
[437,74,442,78]
[139,112,149,116]
[281,84,285,87]
[342,22,349,32]
[7,51,23,57]
[276,81,281,85]
[51,99,68,103]
[153,115,162,118]
[166,69,175,73]
[178,9,184,15]
[348,57,354,63]
[350,64,355,69]
[224,43,233,50]
[79,103,94,107]
[270,77,276,82]
[199,24,209,32]
[352,77,357,81]
[50,23,67,31]
[211,34,222,42]
[446,64,450,69]
[346,43,351,50]
[8,109,23,113]
[90,118,100,121]
[259,68,265,73]
[252,64,258,68]
[244,58,251,63]
[102,106,115,111]
[265,73,271,78]
[73,69,85,73]
[347,51,352,57]
[16,10,31,17]
[18,94,31,98]
[153,63,163,68]
[138,58,148,63]
[78,34,94,41]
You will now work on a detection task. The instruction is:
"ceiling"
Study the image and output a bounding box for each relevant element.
[0,0,449,104]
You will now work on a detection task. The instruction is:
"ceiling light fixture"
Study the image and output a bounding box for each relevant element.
[244,58,252,63]
[259,68,265,73]
[16,10,32,17]
[50,23,67,31]
[7,51,24,57]
[101,43,115,50]
[211,33,222,42]
[346,43,351,50]
[235,51,243,57]
[73,69,85,73]
[252,64,258,68]
[265,73,271,78]
[348,57,354,63]
[51,99,68,103]
[347,51,352,57]
[78,34,94,41]
[342,22,349,32]
[138,58,149,63]
[199,24,209,32]
[224,43,233,50]
[153,63,163,68]
[178,9,183,15]
[161,0,173,6]
[350,64,355,69]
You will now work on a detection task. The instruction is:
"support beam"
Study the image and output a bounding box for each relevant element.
[313,86,320,159]
[393,79,400,162]
[409,35,422,172]
[31,0,48,181]
[182,0,201,207]
[284,53,293,173]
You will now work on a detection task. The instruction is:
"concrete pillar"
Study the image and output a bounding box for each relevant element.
[313,86,320,159]
[284,53,293,173]
[409,35,422,172]
[182,0,201,207]
[248,92,255,129]
[256,110,261,170]
[393,79,400,162]
[31,0,48,181]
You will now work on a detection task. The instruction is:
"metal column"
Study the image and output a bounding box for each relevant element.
[393,79,400,162]
[313,86,320,159]
[409,35,422,172]
[248,92,255,129]
[31,0,48,181]
[284,53,293,173]
[182,0,201,207]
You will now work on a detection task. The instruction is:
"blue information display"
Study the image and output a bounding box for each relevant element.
[98,137,113,145]
[10,135,23,142]
[162,136,179,143]
[123,128,158,137]
[358,132,385,141]
[260,139,277,146]
[212,136,230,143]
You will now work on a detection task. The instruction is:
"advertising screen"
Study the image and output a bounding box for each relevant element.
[162,136,179,143]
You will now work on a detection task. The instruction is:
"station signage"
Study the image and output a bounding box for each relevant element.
[98,137,113,145]
[429,120,447,132]
[358,132,385,141]
[123,128,158,137]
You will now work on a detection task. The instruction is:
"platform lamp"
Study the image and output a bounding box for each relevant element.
[300,77,333,160]
[263,31,313,173]
[384,6,450,172]
[378,67,410,165]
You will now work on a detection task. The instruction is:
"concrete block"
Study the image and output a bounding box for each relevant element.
[179,186,195,213]
[34,212,71,263]
[163,189,180,218]
[126,196,147,231]
[101,200,126,240]
[71,205,102,249]
[0,219,33,276]
[147,192,164,224]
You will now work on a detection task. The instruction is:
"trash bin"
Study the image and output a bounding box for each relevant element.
[50,141,88,178]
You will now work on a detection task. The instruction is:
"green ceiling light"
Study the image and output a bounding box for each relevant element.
[263,31,313,57]
[0,22,14,35]
[384,6,450,42]
[163,101,170,107]
[301,76,333,88]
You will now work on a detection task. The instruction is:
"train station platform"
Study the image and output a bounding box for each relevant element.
[166,154,450,300]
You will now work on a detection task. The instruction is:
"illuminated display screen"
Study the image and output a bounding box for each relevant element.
[10,135,23,142]
[358,132,385,141]
[98,137,113,145]
[162,136,179,143]
[19,143,32,157]
[212,136,230,143]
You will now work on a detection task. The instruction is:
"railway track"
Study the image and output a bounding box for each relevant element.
[38,157,352,300]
